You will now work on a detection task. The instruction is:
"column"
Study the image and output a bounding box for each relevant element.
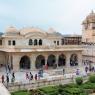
[4,54,7,71]
[30,54,36,70]
[10,54,13,70]
[66,53,71,73]
[77,52,82,67]
[45,55,48,66]
[56,55,59,68]
[66,53,70,68]
[8,53,13,70]
[43,54,48,70]
[12,55,20,71]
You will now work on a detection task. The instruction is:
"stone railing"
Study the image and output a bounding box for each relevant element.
[5,77,73,92]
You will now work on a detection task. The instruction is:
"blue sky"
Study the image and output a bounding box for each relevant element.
[0,0,95,34]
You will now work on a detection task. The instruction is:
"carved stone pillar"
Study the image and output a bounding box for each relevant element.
[56,55,59,68]
[77,52,82,67]
[45,55,48,66]
[12,54,20,71]
[66,53,71,68]
[31,54,36,70]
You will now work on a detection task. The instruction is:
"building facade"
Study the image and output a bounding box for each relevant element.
[0,27,82,73]
[82,11,95,66]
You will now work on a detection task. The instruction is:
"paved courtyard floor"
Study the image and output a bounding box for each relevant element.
[0,66,87,84]
[0,66,88,95]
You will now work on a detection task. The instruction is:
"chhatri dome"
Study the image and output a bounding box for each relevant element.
[48,28,56,33]
[83,10,95,24]
[20,27,46,35]
[6,26,18,33]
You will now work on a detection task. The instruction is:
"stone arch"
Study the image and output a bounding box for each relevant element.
[35,55,45,69]
[20,55,31,69]
[70,54,78,66]
[58,54,66,66]
[47,54,56,67]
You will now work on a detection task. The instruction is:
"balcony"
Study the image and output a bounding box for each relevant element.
[2,44,83,52]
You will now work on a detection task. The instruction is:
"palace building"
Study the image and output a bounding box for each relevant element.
[0,27,82,73]
[0,11,95,73]
[82,11,95,66]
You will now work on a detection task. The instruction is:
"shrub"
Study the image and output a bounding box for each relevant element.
[89,75,95,83]
[29,89,44,95]
[63,87,84,95]
[39,86,57,94]
[76,77,83,85]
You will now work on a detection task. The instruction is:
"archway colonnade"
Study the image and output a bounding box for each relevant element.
[19,53,79,70]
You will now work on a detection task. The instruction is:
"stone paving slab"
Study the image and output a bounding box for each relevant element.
[0,83,10,95]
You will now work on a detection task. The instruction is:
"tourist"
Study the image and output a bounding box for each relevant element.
[76,69,79,75]
[30,72,33,80]
[85,66,88,73]
[38,69,43,78]
[6,74,9,87]
[12,71,15,82]
[40,69,43,77]
[35,74,37,80]
[8,64,11,73]
[26,72,29,79]
[12,71,15,79]
[91,66,94,72]
[1,75,4,83]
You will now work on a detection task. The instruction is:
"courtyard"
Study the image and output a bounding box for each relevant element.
[0,66,87,84]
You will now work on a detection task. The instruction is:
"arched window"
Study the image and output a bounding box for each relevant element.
[34,39,37,45]
[29,39,33,45]
[39,39,42,45]
[13,40,16,45]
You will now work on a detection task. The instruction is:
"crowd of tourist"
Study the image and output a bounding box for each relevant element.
[1,62,95,86]
[1,69,44,86]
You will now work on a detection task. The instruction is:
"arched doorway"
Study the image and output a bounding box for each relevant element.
[0,51,6,71]
[20,55,31,69]
[35,55,45,69]
[47,54,56,67]
[58,54,66,66]
[70,54,78,66]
